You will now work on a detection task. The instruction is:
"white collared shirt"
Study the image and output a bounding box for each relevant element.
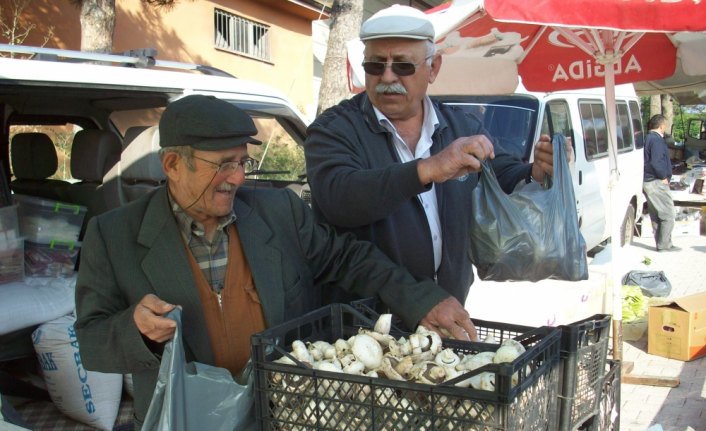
[373,96,442,272]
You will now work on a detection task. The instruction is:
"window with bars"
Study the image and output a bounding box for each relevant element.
[214,9,270,61]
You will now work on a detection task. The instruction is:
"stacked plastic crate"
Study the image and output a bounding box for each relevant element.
[558,314,619,431]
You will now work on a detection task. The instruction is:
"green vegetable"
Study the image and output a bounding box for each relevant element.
[622,285,648,323]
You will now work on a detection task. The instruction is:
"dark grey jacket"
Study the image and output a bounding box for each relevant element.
[74,186,448,427]
[305,93,531,304]
[643,131,672,182]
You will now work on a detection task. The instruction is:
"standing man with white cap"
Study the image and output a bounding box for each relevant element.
[304,5,556,324]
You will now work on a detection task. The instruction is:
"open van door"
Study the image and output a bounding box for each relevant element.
[684,118,706,159]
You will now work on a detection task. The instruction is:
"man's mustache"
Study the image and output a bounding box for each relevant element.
[375,83,407,95]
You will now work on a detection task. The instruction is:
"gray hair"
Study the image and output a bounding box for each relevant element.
[159,145,195,170]
[425,40,436,65]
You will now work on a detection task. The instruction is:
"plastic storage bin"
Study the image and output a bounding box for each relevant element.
[0,204,19,236]
[252,303,561,431]
[24,240,80,277]
[13,194,86,244]
[0,236,24,284]
[558,314,612,431]
[0,204,23,284]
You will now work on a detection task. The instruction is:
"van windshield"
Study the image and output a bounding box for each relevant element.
[439,95,540,162]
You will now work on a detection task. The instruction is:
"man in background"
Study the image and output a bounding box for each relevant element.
[643,114,679,252]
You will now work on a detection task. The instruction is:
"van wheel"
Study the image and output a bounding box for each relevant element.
[620,206,636,246]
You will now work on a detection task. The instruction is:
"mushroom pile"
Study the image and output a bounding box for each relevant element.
[267,314,533,428]
[273,313,526,390]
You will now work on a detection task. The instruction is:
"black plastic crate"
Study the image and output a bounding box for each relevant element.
[558,314,612,431]
[252,303,561,430]
[579,360,621,431]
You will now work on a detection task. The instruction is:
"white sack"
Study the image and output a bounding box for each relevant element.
[32,314,122,431]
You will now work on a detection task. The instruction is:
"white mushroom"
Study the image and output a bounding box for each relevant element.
[359,328,396,347]
[477,372,495,391]
[307,342,323,361]
[388,338,412,357]
[482,334,499,344]
[408,333,424,354]
[311,340,336,360]
[274,355,296,366]
[493,345,523,364]
[416,325,442,353]
[409,361,446,385]
[456,351,495,389]
[334,339,351,357]
[456,351,495,371]
[351,334,383,370]
[375,357,406,381]
[314,360,342,373]
[374,313,392,335]
[343,360,365,375]
[391,355,414,377]
[407,350,435,364]
[339,353,357,368]
[291,340,314,364]
[435,348,460,368]
[443,366,461,383]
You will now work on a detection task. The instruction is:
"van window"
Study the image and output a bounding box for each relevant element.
[541,100,575,155]
[579,101,608,161]
[616,102,633,152]
[440,95,540,162]
[9,123,82,181]
[247,116,306,182]
[629,102,644,149]
[110,108,164,136]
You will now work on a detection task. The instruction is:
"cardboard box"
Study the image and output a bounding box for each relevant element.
[673,218,701,236]
[648,292,706,361]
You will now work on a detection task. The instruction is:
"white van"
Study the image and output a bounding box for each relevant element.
[0,44,311,207]
[436,84,645,252]
[0,45,311,429]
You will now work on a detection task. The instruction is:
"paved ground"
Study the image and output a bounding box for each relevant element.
[465,226,706,431]
[619,233,706,431]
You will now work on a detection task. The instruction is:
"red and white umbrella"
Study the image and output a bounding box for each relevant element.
[347,0,706,356]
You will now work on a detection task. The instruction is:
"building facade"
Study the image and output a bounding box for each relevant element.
[12,0,326,118]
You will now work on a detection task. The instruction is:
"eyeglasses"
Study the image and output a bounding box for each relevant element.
[361,55,433,77]
[191,155,258,175]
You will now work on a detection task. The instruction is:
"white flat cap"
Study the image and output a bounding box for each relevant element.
[359,5,435,42]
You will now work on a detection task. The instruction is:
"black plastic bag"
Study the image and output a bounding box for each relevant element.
[469,134,588,282]
[142,308,257,431]
[622,270,672,297]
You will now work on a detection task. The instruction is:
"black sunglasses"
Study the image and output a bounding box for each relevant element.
[361,55,433,77]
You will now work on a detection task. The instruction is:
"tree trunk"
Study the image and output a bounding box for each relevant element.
[661,94,673,134]
[316,0,363,116]
[649,95,661,119]
[79,0,115,53]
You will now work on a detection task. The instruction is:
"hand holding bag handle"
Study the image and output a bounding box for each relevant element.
[142,308,257,431]
[469,133,588,282]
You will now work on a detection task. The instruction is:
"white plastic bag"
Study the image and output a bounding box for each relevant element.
[142,308,256,431]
